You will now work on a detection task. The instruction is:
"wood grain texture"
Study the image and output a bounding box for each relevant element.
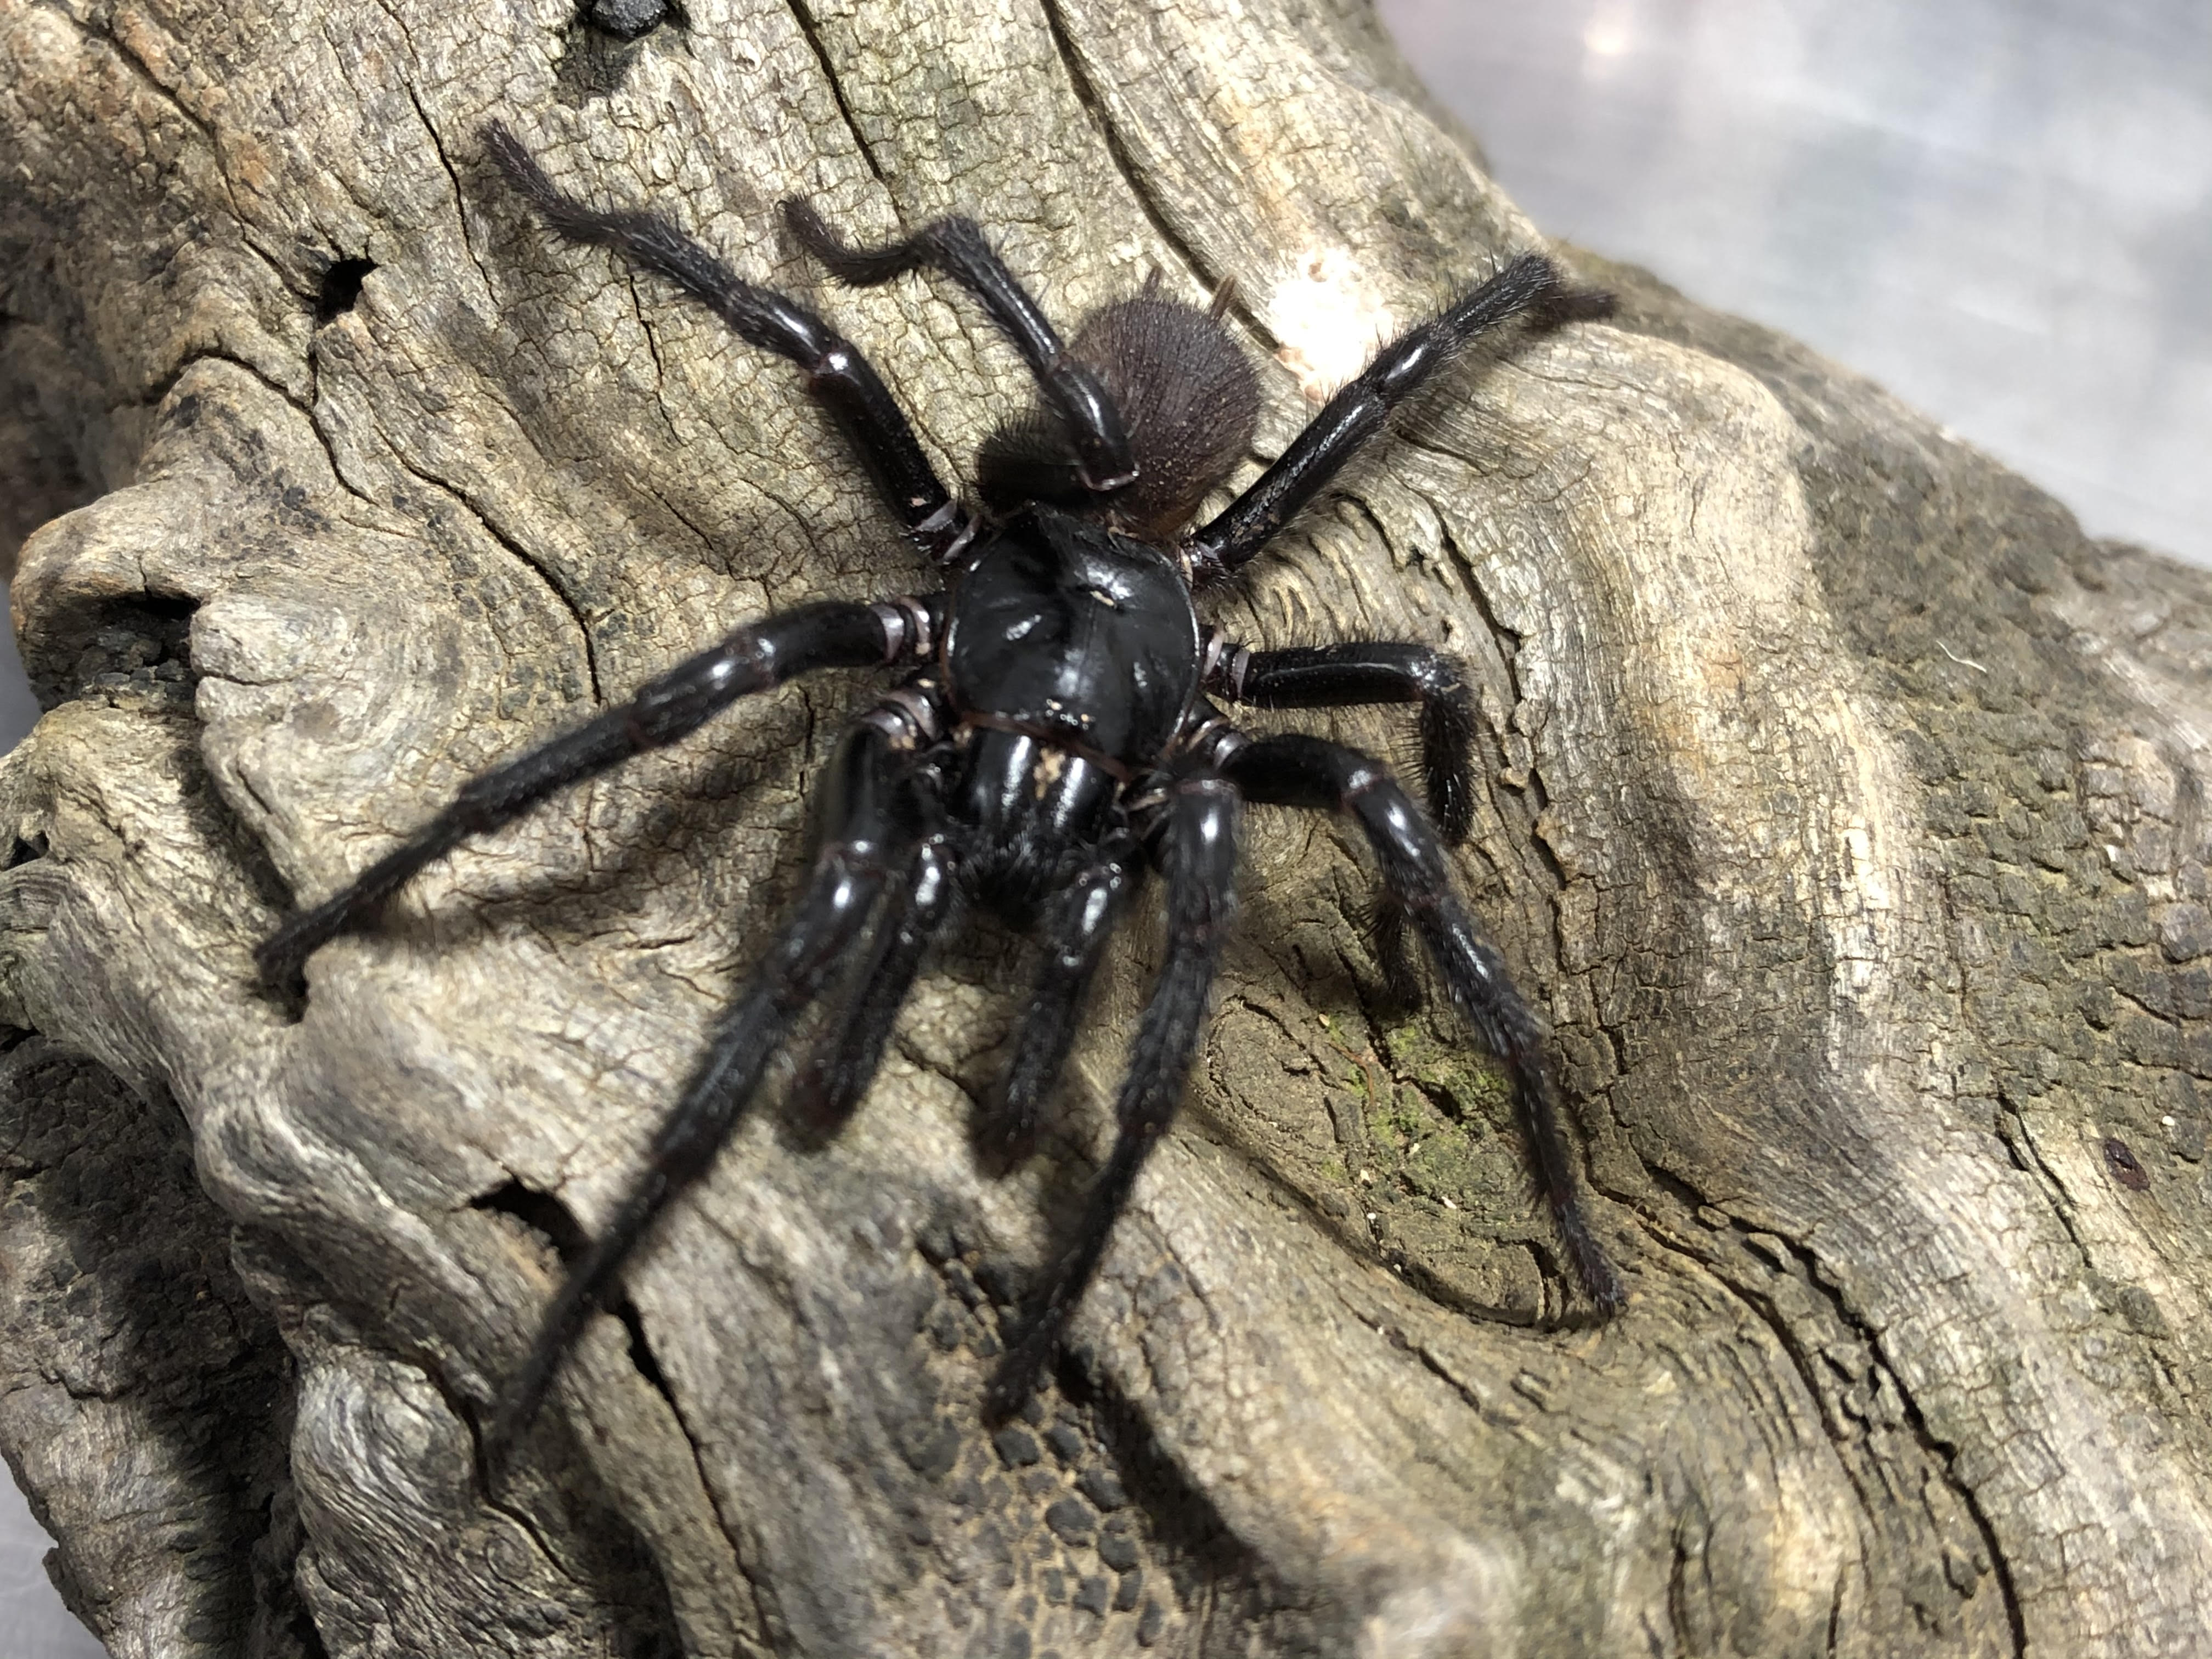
[4,1,2209,1654]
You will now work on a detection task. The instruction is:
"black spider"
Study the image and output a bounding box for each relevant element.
[257,122,1625,1458]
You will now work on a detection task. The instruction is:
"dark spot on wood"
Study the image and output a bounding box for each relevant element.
[2103,1137,2151,1190]
[472,1178,589,1260]
[24,592,198,712]
[584,0,667,38]
[923,1300,966,1351]
[613,1299,673,1405]
[1096,1526,1139,1572]
[897,1415,962,1482]
[1076,1465,1127,1511]
[1045,1494,1096,1543]
[315,257,374,323]
[1136,1598,1166,1646]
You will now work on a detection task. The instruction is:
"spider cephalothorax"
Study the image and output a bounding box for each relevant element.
[257,121,1624,1454]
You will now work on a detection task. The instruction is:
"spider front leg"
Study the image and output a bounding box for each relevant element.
[1224,733,1625,1315]
[1185,253,1611,585]
[781,200,1136,493]
[256,596,939,990]
[978,834,1146,1173]
[787,828,959,1147]
[486,715,918,1463]
[986,770,1241,1422]
[487,125,973,560]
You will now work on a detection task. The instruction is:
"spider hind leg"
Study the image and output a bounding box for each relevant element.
[978,285,1263,539]
[782,198,1135,493]
[1224,733,1623,1315]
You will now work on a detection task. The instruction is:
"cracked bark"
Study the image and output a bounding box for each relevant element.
[3,1,2209,1655]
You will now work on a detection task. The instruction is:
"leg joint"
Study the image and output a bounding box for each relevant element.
[869,595,941,664]
[859,681,947,750]
[1199,629,1252,700]
[1175,706,1250,774]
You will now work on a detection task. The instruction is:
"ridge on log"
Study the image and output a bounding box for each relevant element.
[3,1,2208,1655]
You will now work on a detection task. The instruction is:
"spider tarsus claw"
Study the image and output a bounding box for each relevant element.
[1586,1259,1627,1316]
[1562,1222,1626,1316]
[1434,792,1474,849]
[1532,279,1617,330]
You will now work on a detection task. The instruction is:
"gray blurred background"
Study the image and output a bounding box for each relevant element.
[3,1,2208,1649]
[1382,0,2211,566]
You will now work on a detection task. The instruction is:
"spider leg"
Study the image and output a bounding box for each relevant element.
[485,124,972,561]
[1222,733,1624,1314]
[486,717,913,1464]
[787,830,959,1146]
[1184,253,1610,585]
[1370,889,1423,1013]
[977,833,1147,1173]
[1206,638,1479,844]
[256,596,940,990]
[782,200,1136,493]
[985,771,1240,1422]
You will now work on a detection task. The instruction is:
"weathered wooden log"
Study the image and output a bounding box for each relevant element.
[4,1,2209,1654]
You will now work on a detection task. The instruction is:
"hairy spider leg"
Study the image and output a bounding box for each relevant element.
[781,200,1137,493]
[255,598,938,989]
[787,830,960,1146]
[978,834,1148,1172]
[485,125,972,561]
[985,770,1242,1422]
[1212,641,1480,845]
[1184,252,1611,586]
[1208,639,1480,1011]
[1223,733,1624,1314]
[486,716,917,1465]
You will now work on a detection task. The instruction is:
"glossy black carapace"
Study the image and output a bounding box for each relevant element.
[257,121,1625,1457]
